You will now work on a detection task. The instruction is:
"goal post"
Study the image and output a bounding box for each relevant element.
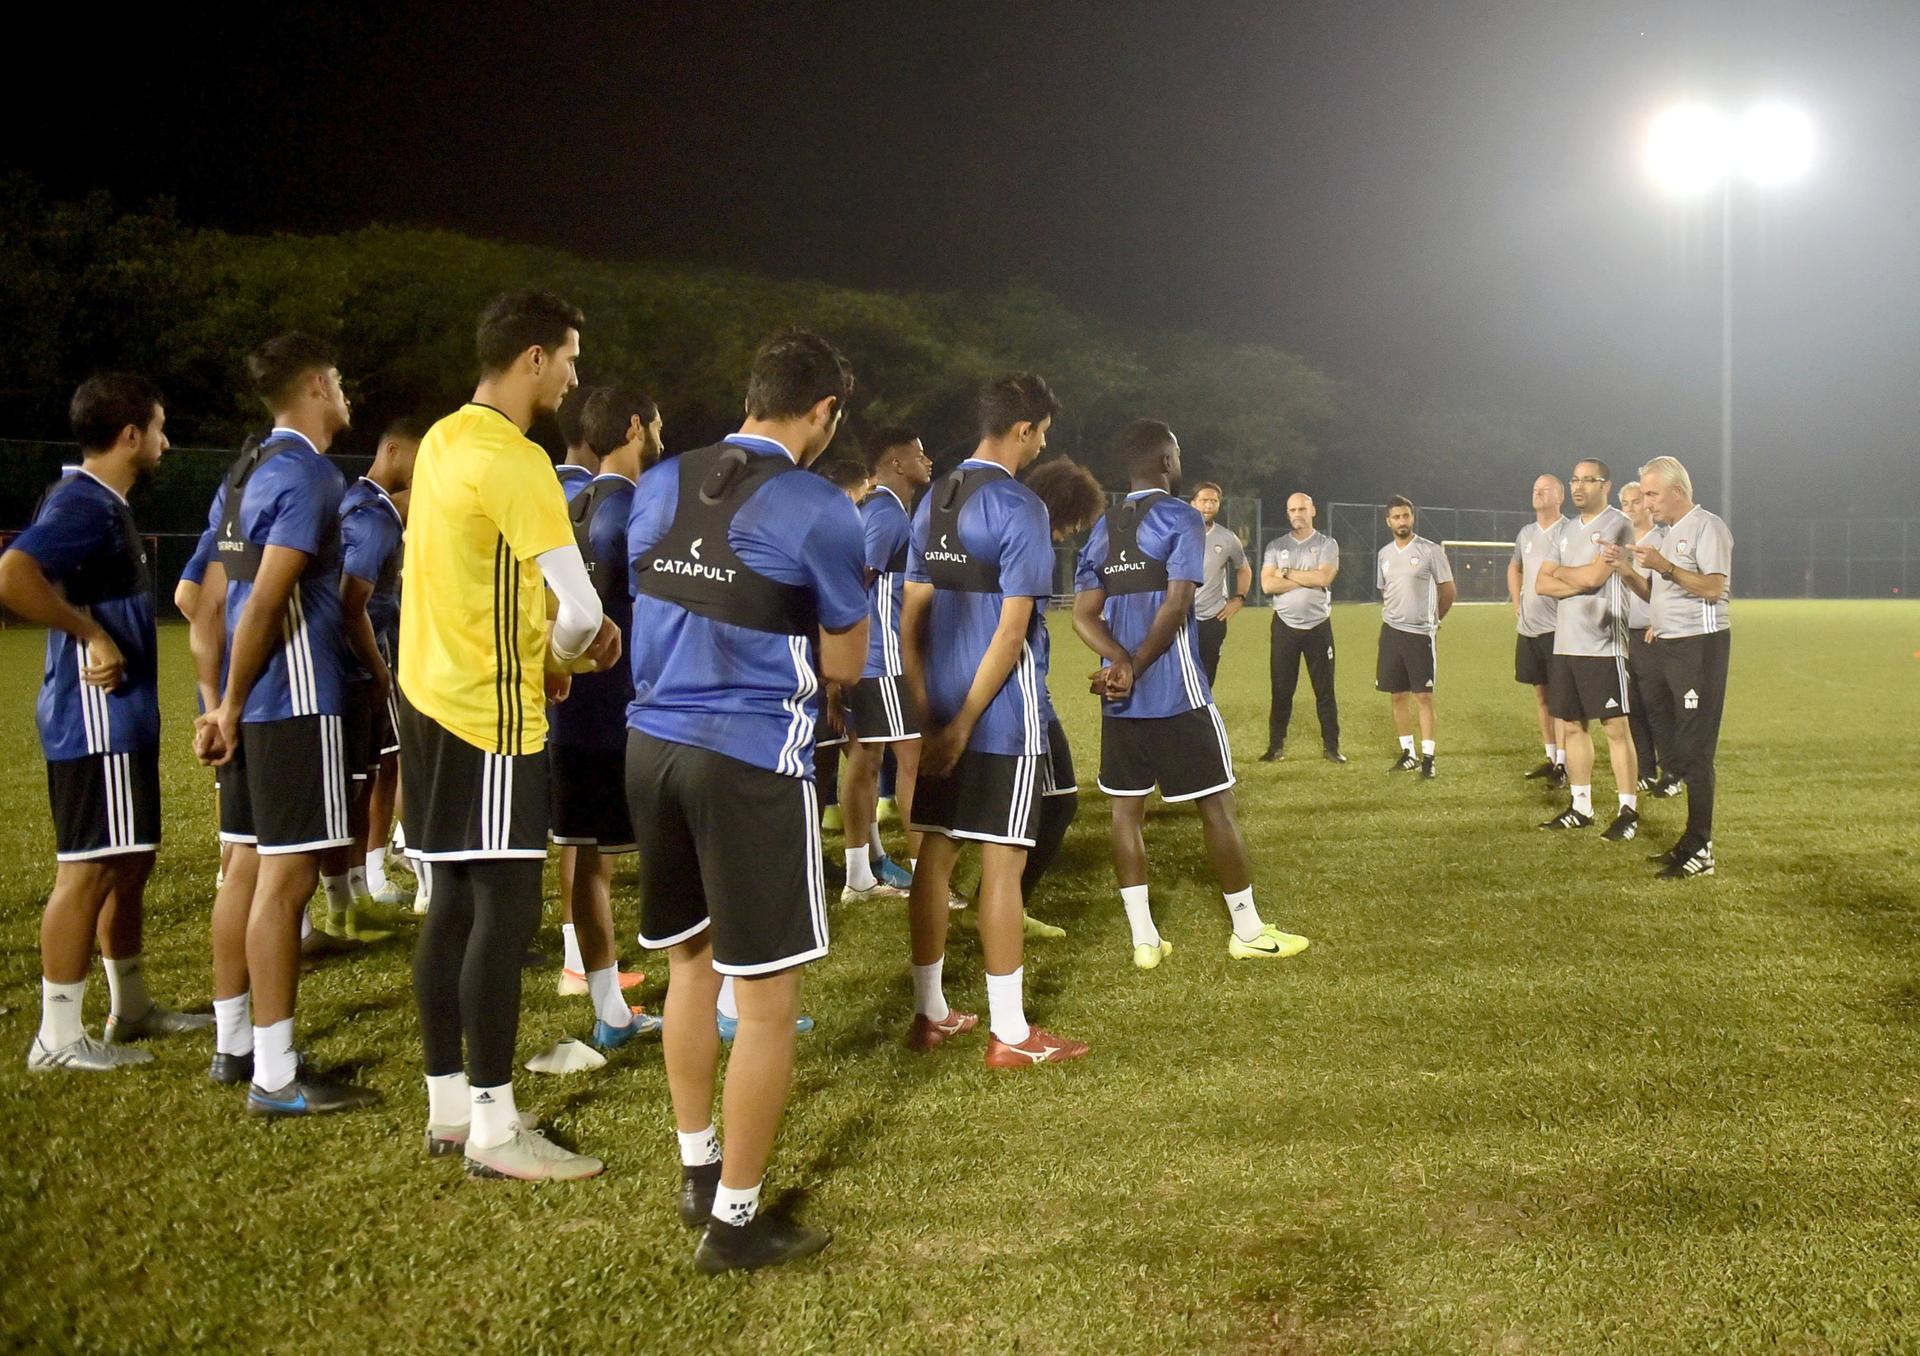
[1440,540,1515,605]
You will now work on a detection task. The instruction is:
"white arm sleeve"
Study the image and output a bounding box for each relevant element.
[537,544,603,661]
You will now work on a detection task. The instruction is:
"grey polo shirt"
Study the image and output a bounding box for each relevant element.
[1626,525,1662,631]
[1512,517,1567,638]
[1649,505,1732,637]
[1263,530,1339,628]
[1376,535,1453,635]
[1552,506,1635,658]
[1195,522,1249,620]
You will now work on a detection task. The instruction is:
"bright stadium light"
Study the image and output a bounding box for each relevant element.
[1645,103,1731,195]
[1734,103,1815,185]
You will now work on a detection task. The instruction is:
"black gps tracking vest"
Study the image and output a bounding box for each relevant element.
[922,466,1007,592]
[213,436,271,584]
[1099,491,1171,596]
[32,476,148,606]
[633,442,818,635]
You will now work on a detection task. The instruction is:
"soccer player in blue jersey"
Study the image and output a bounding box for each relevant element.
[1,374,210,1071]
[626,330,867,1272]
[1073,421,1310,969]
[553,381,602,503]
[549,386,661,1048]
[902,373,1090,1069]
[192,333,378,1115]
[839,426,931,901]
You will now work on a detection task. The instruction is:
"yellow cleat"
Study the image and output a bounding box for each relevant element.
[821,804,844,833]
[1132,939,1173,970]
[1228,924,1310,960]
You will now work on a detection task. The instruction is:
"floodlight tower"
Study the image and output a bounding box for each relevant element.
[1644,102,1814,521]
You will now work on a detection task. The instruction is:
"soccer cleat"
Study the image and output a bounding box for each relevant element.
[247,1074,380,1116]
[26,1033,154,1072]
[820,804,844,832]
[300,928,357,958]
[1601,806,1640,842]
[873,856,914,891]
[370,882,413,908]
[1388,751,1418,772]
[104,1004,215,1042]
[424,1110,536,1157]
[556,966,646,998]
[694,1213,832,1274]
[1548,764,1569,788]
[591,1007,664,1051]
[1419,755,1436,779]
[1635,773,1661,794]
[343,909,395,944]
[209,1051,253,1085]
[985,1026,1090,1069]
[1259,743,1286,762]
[464,1126,604,1182]
[1323,748,1348,764]
[679,1161,723,1228]
[840,880,908,903]
[1651,774,1685,799]
[1658,841,1715,879]
[1228,924,1311,960]
[907,1010,978,1050]
[1524,760,1558,780]
[1023,911,1067,940]
[1132,939,1173,971]
[1540,806,1594,831]
[716,1012,815,1042]
[877,795,900,824]
[1648,837,1692,866]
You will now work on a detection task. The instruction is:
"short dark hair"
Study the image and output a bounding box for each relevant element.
[864,424,921,474]
[248,332,336,408]
[1386,495,1416,515]
[1023,457,1106,538]
[1575,456,1612,482]
[1115,418,1177,477]
[476,290,584,375]
[69,373,163,452]
[582,386,659,458]
[978,372,1061,439]
[556,383,599,449]
[744,329,854,421]
[1191,481,1223,499]
[813,458,869,493]
[381,415,429,446]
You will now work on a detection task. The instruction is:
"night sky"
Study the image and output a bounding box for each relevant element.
[15,0,1919,515]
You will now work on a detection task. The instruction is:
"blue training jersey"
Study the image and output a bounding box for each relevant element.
[1074,490,1212,719]
[181,524,217,587]
[7,469,161,760]
[551,473,636,751]
[625,435,868,778]
[338,476,405,670]
[556,463,593,503]
[211,429,349,723]
[906,459,1053,756]
[861,485,912,678]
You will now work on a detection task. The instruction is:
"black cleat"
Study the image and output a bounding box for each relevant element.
[1322,748,1348,764]
[679,1162,722,1229]
[1657,840,1715,879]
[1651,774,1684,799]
[1524,760,1558,780]
[1540,806,1594,830]
[246,1074,381,1117]
[1601,806,1639,842]
[1419,755,1436,779]
[1258,744,1285,762]
[1388,751,1418,773]
[1548,764,1568,788]
[694,1213,833,1275]
[1635,773,1660,793]
[209,1051,252,1085]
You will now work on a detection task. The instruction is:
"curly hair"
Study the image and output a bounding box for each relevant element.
[1023,457,1106,539]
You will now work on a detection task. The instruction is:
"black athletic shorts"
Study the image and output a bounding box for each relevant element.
[1515,631,1555,686]
[48,748,161,861]
[627,730,827,976]
[396,694,549,861]
[342,679,385,781]
[848,674,919,743]
[217,715,354,855]
[549,743,635,853]
[909,748,1048,847]
[1098,704,1236,802]
[1376,624,1437,694]
[1548,652,1631,723]
[1043,716,1077,798]
[814,709,846,750]
[375,685,399,758]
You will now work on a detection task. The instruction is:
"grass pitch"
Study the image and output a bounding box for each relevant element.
[1,600,1916,1354]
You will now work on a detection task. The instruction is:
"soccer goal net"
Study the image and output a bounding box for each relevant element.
[1441,540,1513,604]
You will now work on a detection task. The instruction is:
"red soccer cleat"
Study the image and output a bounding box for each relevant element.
[907,1010,979,1050]
[984,1027,1090,1069]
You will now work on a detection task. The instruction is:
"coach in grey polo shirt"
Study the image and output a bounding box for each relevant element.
[1190,482,1250,686]
[1258,492,1343,762]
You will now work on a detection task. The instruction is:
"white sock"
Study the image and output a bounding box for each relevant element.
[909,857,918,871]
[1420,739,1435,757]
[253,1017,297,1091]
[1543,742,1556,762]
[561,922,584,975]
[588,966,629,1028]
[712,1180,761,1228]
[213,993,252,1055]
[470,1082,519,1150]
[426,1071,469,1127]
[1224,886,1265,942]
[677,1124,722,1167]
[1571,784,1594,817]
[299,909,313,941]
[868,820,886,864]
[845,847,877,891]
[364,849,389,894]
[38,978,86,1049]
[321,874,353,920]
[716,975,739,1022]
[912,959,948,1021]
[985,967,1029,1045]
[347,865,371,906]
[1552,746,1565,766]
[1119,884,1159,948]
[1398,735,1415,754]
[1619,792,1638,811]
[413,856,432,905]
[101,954,153,1020]
[391,822,407,854]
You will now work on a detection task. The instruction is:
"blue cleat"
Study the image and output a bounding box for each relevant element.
[247,1074,379,1116]
[591,1007,663,1052]
[873,856,914,891]
[717,1013,815,1043]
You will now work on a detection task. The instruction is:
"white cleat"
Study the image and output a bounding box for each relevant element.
[26,1033,156,1072]
[464,1125,604,1181]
